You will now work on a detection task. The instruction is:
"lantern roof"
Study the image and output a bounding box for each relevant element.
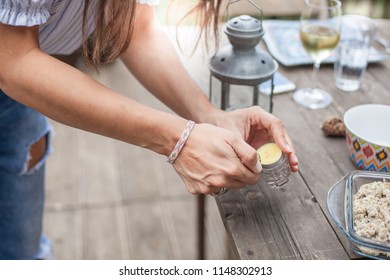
[209,45,278,85]
[225,15,264,40]
[209,15,278,86]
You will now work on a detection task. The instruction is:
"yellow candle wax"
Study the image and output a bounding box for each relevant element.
[257,143,282,165]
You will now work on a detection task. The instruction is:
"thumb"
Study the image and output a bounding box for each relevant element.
[228,136,262,174]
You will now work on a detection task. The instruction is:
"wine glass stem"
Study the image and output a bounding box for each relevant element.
[312,62,320,90]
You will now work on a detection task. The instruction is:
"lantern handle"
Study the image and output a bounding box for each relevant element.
[226,0,264,22]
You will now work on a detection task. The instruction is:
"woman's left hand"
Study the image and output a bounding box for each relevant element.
[211,106,299,172]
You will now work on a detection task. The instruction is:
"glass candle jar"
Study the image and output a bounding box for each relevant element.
[257,143,291,188]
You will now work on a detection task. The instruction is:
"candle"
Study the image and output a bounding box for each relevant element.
[257,143,282,165]
[256,143,291,189]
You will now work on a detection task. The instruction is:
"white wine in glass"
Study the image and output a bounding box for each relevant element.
[293,0,342,109]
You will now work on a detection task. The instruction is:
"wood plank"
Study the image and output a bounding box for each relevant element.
[124,200,174,259]
[117,141,165,200]
[148,150,191,198]
[76,131,122,205]
[218,173,349,259]
[43,210,81,260]
[45,122,79,208]
[272,89,358,259]
[205,196,232,259]
[47,118,123,207]
[81,206,129,259]
[165,198,198,259]
[218,187,291,259]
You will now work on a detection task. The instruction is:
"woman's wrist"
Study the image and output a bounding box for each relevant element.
[194,105,225,125]
[148,116,189,157]
[166,120,195,164]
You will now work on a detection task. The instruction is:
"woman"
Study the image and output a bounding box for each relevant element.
[0,0,298,259]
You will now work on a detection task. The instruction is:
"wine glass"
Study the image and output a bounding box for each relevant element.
[293,0,342,109]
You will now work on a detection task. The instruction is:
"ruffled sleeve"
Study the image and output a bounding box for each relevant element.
[137,0,160,5]
[0,0,53,26]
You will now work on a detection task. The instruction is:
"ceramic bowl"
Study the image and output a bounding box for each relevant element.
[327,170,390,259]
[343,104,390,172]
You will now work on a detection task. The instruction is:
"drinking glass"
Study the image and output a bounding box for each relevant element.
[293,0,342,109]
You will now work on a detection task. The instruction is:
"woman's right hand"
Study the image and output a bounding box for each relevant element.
[172,123,262,195]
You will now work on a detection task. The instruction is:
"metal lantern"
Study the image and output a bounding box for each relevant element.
[209,0,278,112]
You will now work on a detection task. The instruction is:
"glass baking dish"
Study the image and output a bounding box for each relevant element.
[327,170,390,259]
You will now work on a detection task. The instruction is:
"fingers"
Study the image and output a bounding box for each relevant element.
[289,153,299,172]
[266,117,292,154]
[213,157,260,188]
[191,174,258,195]
[275,124,299,172]
[227,134,262,174]
[184,176,254,195]
[248,106,299,172]
[270,124,299,172]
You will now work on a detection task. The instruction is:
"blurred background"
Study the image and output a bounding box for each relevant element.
[45,0,390,260]
[154,0,390,21]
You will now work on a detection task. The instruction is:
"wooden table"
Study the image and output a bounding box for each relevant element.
[195,19,390,260]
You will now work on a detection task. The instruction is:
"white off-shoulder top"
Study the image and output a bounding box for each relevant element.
[0,0,160,55]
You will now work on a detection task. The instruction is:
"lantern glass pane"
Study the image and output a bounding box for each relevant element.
[229,85,253,110]
[210,76,272,112]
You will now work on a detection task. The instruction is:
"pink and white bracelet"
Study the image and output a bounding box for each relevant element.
[167,120,195,164]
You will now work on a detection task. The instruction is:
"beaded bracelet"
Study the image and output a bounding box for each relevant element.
[167,120,195,164]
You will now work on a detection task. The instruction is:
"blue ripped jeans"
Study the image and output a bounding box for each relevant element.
[0,89,53,259]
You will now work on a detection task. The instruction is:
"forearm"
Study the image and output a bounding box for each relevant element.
[120,6,220,124]
[1,48,186,156]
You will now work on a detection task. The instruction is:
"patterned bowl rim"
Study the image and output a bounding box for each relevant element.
[344,104,390,148]
[346,129,390,152]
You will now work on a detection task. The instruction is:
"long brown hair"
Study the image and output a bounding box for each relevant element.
[177,0,225,52]
[82,0,224,66]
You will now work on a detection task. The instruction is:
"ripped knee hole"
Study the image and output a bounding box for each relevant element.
[28,136,47,171]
